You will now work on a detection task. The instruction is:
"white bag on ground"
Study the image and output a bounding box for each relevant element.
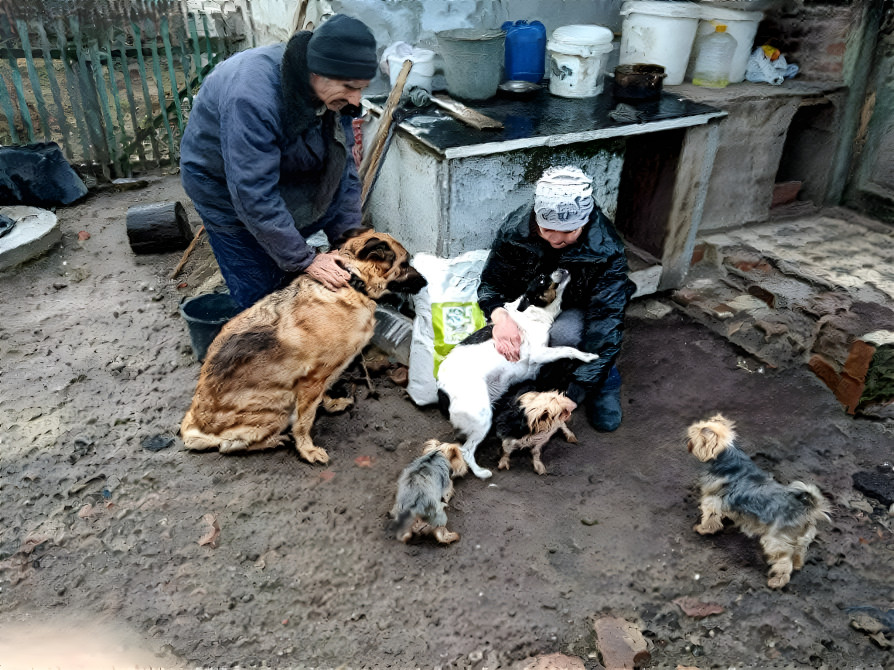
[407,250,490,406]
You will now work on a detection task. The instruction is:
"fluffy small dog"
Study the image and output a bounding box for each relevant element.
[391,439,468,545]
[436,269,598,479]
[495,382,578,475]
[687,414,831,589]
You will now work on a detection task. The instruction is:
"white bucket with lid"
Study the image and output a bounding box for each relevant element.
[619,1,702,85]
[692,7,764,83]
[387,48,436,93]
[547,25,615,98]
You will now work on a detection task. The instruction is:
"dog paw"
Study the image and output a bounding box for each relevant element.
[497,458,511,470]
[434,528,460,544]
[321,395,354,413]
[565,433,578,444]
[471,466,493,480]
[219,439,249,453]
[298,444,330,464]
[767,574,790,589]
[694,522,722,535]
[533,462,547,475]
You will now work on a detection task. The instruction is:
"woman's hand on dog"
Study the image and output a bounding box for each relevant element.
[305,251,351,291]
[492,308,522,362]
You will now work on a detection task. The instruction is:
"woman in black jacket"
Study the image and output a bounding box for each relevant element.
[477,166,636,431]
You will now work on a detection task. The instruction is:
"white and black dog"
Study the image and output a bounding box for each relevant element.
[436,269,598,479]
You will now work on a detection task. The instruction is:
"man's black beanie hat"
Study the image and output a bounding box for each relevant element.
[306,14,378,80]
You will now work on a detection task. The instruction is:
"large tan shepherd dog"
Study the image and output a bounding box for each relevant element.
[180,230,427,464]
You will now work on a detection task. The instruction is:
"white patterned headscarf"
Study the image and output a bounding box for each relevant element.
[533,166,594,231]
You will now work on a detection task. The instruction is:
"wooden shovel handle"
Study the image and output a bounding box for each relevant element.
[360,59,413,203]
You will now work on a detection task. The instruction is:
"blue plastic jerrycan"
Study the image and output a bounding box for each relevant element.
[501,20,546,83]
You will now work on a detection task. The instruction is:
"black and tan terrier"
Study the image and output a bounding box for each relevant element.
[687,414,831,589]
[495,383,578,475]
[390,439,468,545]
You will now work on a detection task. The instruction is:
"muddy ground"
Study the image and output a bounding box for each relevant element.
[1,173,892,670]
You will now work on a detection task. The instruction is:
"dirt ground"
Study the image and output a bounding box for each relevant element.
[1,173,893,670]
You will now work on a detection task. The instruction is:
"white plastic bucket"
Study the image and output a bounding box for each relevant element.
[619,1,702,85]
[388,49,436,93]
[693,7,764,83]
[547,24,615,98]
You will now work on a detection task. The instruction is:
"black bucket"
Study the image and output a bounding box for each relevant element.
[179,292,241,362]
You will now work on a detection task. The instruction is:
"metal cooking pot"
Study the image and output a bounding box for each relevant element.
[613,63,667,102]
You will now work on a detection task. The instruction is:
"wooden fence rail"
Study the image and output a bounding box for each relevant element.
[0,0,242,178]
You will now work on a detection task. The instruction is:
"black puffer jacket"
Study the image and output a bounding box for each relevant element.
[477,204,636,391]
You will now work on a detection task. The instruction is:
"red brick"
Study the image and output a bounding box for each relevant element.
[809,354,840,392]
[842,340,876,380]
[690,244,705,266]
[836,374,866,415]
[825,42,846,56]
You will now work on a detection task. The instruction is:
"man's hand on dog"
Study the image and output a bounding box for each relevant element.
[305,251,351,291]
[492,308,521,362]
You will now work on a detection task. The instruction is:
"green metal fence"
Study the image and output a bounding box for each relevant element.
[0,0,242,178]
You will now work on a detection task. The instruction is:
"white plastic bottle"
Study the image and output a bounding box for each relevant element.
[691,24,737,88]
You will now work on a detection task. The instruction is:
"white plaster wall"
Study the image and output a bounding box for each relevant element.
[363,127,446,255]
[249,0,624,50]
[364,122,624,258]
[247,0,299,44]
[440,149,623,257]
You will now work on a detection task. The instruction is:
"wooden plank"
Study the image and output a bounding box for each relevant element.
[2,16,34,142]
[187,13,205,86]
[174,19,194,109]
[55,18,92,162]
[116,31,147,166]
[131,21,162,166]
[36,22,72,158]
[87,38,121,175]
[70,16,110,172]
[160,15,184,135]
[658,118,721,290]
[15,20,52,141]
[147,19,177,161]
[0,68,21,144]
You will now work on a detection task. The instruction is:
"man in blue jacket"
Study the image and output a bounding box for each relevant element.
[180,15,378,309]
[477,166,636,432]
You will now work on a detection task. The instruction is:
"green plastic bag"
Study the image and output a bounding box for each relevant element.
[431,301,486,376]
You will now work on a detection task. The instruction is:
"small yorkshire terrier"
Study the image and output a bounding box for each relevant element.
[686,414,831,589]
[495,383,578,475]
[390,439,468,545]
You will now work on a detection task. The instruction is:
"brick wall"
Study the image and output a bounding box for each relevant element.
[756,3,862,82]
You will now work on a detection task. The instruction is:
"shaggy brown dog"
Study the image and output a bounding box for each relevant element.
[687,414,831,589]
[180,230,426,464]
[496,389,577,475]
[391,439,468,545]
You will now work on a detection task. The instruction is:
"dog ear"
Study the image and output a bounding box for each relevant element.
[422,439,442,455]
[357,236,396,263]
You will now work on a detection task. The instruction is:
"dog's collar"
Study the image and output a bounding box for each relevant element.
[348,274,368,296]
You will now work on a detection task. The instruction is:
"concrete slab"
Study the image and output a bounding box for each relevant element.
[700,215,894,304]
[0,206,61,272]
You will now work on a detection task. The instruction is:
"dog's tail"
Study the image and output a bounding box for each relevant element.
[790,481,832,522]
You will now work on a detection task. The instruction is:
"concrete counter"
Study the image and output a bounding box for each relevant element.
[362,83,726,295]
